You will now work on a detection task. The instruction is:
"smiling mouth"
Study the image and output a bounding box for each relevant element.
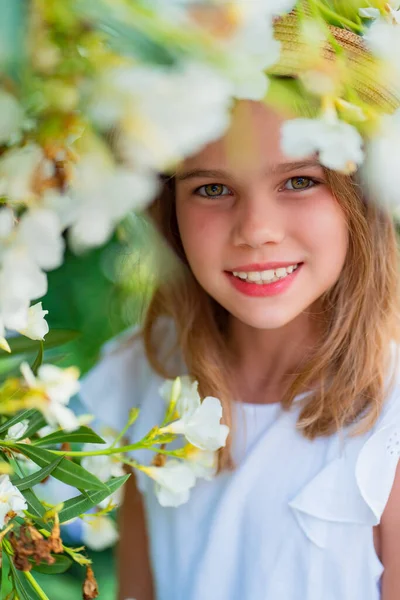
[229,263,301,285]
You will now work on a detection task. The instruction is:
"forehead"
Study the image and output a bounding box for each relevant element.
[178,100,290,175]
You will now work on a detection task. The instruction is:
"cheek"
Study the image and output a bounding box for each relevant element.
[293,193,348,263]
[176,202,226,263]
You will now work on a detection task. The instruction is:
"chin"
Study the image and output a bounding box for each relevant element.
[227,306,302,330]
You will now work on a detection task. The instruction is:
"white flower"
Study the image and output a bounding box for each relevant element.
[6,419,29,441]
[90,61,233,171]
[222,15,280,100]
[363,10,400,70]
[362,108,400,208]
[281,117,364,173]
[0,205,64,343]
[15,208,65,271]
[20,362,80,431]
[0,91,24,145]
[161,396,229,452]
[67,153,159,252]
[0,205,64,344]
[16,302,49,341]
[159,376,201,419]
[184,446,218,480]
[0,475,27,529]
[81,435,125,508]
[81,514,119,551]
[263,0,297,15]
[141,460,196,507]
[360,2,400,23]
[187,1,282,100]
[0,144,43,205]
[0,244,48,305]
[359,7,381,19]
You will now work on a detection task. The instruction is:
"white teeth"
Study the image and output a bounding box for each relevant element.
[260,269,275,282]
[247,272,261,282]
[231,264,299,284]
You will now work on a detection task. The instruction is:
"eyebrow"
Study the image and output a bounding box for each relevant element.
[175,159,323,182]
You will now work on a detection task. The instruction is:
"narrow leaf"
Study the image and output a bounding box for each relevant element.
[0,329,80,357]
[31,341,44,375]
[1,548,12,596]
[59,474,130,523]
[15,444,108,491]
[0,409,37,435]
[9,559,39,600]
[11,456,64,490]
[23,411,47,439]
[32,554,72,575]
[33,427,106,447]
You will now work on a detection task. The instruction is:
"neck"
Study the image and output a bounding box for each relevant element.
[227,310,321,404]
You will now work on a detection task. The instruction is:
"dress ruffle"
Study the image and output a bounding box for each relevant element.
[289,388,400,548]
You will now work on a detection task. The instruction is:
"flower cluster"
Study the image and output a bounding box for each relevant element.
[139,376,229,507]
[0,371,228,598]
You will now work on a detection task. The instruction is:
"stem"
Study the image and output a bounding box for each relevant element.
[146,446,185,458]
[49,441,142,457]
[23,571,50,600]
[110,410,139,449]
[0,439,143,457]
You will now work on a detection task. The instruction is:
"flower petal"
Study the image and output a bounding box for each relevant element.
[184,396,230,451]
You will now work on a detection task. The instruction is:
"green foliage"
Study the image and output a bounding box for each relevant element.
[11,456,64,491]
[32,427,106,448]
[32,555,72,575]
[58,474,130,523]
[12,445,108,491]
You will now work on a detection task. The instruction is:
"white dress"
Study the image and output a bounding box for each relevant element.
[80,326,400,600]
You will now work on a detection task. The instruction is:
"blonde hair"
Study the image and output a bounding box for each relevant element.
[141,168,400,471]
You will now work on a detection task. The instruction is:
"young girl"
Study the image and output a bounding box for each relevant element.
[80,81,400,600]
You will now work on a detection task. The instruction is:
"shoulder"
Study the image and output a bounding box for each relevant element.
[288,346,400,548]
[79,317,181,432]
[79,326,151,432]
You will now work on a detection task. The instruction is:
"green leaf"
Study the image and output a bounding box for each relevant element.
[15,444,108,491]
[58,474,130,523]
[1,548,12,596]
[23,412,47,439]
[31,341,44,375]
[31,555,72,575]
[0,410,47,443]
[32,427,106,447]
[19,489,51,533]
[9,559,40,600]
[0,329,80,358]
[0,409,37,435]
[8,458,51,530]
[11,456,64,490]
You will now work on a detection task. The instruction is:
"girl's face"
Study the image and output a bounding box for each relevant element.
[175,101,348,330]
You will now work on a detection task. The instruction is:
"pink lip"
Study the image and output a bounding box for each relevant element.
[229,261,300,272]
[226,264,302,297]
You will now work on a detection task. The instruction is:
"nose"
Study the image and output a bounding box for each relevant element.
[232,191,285,249]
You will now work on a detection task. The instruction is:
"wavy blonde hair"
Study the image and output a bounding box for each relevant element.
[141,168,400,471]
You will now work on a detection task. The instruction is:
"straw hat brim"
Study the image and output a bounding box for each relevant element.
[272,12,400,112]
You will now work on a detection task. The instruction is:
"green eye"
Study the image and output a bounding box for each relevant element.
[285,176,315,190]
[196,183,230,197]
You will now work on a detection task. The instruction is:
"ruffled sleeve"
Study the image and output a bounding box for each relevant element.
[288,382,400,548]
